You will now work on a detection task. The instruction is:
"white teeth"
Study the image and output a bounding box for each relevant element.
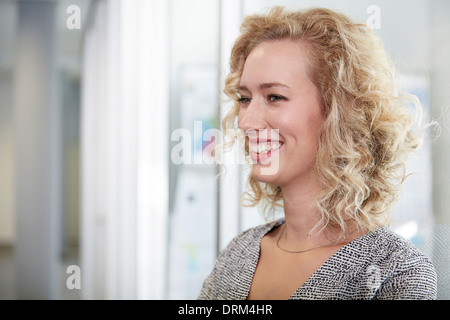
[251,142,282,154]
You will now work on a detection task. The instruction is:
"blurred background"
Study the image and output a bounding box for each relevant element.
[0,0,449,300]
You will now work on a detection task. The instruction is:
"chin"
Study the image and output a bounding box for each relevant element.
[251,164,281,184]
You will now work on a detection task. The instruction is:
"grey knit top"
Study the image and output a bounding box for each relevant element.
[198,219,437,300]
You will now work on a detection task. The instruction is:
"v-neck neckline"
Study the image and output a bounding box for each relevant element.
[243,219,377,300]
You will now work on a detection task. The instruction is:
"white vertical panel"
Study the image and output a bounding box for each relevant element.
[81,0,105,299]
[135,0,169,300]
[94,1,108,299]
[116,0,139,299]
[81,0,169,300]
[80,2,95,299]
[218,0,244,251]
[104,0,121,299]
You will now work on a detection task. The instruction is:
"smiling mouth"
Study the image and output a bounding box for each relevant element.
[251,141,283,154]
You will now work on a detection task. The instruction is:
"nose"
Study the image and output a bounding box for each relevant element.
[237,96,268,134]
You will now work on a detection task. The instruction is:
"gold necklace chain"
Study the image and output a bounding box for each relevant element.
[276,224,357,254]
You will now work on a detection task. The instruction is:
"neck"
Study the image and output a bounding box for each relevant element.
[279,178,335,249]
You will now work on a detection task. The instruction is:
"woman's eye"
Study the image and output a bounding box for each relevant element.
[237,97,252,104]
[268,95,286,102]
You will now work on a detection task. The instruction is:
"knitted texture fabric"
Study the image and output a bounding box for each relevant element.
[198,219,437,300]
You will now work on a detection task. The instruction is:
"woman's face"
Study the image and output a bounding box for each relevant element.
[237,39,325,188]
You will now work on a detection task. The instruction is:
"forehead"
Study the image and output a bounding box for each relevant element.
[240,39,311,87]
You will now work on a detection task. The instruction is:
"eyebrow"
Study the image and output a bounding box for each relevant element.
[239,82,290,91]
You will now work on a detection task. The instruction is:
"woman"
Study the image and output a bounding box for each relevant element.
[199,7,437,300]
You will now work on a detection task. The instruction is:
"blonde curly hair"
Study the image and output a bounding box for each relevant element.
[222,6,425,233]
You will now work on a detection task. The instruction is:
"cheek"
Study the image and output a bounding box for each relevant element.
[281,113,324,150]
[237,108,246,129]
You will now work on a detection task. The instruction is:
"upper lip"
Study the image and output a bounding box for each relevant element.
[244,130,284,147]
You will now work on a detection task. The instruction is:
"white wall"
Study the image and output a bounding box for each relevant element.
[430,0,450,225]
